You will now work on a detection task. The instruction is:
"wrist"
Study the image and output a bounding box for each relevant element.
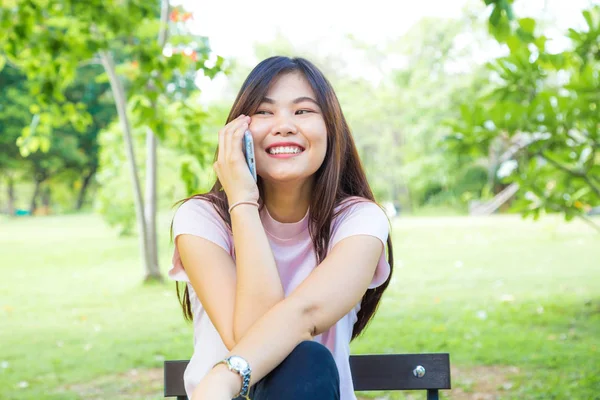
[229,200,260,214]
[210,364,243,398]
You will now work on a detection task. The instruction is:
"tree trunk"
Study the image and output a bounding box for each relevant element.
[7,175,15,216]
[41,185,51,207]
[99,50,153,279]
[392,130,412,212]
[76,166,96,210]
[144,127,161,280]
[30,178,42,214]
[94,0,169,282]
[138,0,170,282]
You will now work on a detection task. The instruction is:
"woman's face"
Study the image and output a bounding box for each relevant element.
[248,72,328,185]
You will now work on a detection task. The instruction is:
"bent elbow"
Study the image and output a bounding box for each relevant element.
[285,297,322,340]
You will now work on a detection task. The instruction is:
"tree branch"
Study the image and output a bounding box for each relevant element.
[77,58,102,68]
[541,151,585,176]
[577,213,600,234]
[2,56,20,70]
[158,0,170,48]
[540,151,600,198]
[544,201,600,235]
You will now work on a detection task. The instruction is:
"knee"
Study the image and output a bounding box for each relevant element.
[282,340,338,377]
[292,341,335,365]
[254,341,340,398]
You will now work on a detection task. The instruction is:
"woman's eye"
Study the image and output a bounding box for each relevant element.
[296,109,313,115]
[255,110,270,115]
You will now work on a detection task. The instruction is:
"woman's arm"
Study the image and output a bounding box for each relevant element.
[192,234,384,399]
[177,114,285,350]
[213,114,284,344]
[177,203,283,350]
[230,204,284,342]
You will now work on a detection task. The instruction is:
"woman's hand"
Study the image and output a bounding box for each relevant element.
[191,365,242,400]
[214,114,260,205]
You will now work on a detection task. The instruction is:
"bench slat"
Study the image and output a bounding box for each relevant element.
[164,360,188,397]
[165,353,451,397]
[350,353,451,391]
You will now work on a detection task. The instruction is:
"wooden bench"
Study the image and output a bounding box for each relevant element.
[164,353,451,399]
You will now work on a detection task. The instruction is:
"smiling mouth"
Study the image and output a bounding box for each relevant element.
[266,147,305,155]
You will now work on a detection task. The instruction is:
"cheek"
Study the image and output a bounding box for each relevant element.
[248,120,270,138]
[308,123,328,151]
[301,118,327,141]
[316,143,327,165]
[307,134,327,170]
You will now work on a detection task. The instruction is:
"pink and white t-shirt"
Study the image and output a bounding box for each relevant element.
[169,195,391,400]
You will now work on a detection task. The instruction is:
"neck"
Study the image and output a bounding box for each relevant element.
[261,178,313,223]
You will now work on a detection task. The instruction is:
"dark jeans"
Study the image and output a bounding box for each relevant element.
[233,340,340,400]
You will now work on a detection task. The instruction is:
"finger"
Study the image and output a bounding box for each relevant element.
[225,116,249,161]
[233,121,249,159]
[225,114,247,134]
[219,115,244,163]
[225,120,248,163]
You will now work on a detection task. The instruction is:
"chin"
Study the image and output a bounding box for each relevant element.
[262,174,303,183]
[261,170,312,183]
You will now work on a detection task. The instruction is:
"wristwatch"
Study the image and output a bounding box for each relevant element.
[214,355,252,399]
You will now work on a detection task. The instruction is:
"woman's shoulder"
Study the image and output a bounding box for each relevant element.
[334,196,382,215]
[328,196,390,250]
[177,196,214,212]
[174,196,229,228]
[331,196,387,226]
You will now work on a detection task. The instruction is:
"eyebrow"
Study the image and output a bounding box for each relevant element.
[261,96,320,107]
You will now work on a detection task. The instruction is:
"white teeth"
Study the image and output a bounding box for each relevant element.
[269,146,302,155]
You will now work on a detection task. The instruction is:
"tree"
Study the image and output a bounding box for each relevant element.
[0,64,29,214]
[448,3,600,229]
[377,14,494,210]
[0,62,117,213]
[25,128,87,213]
[64,63,115,210]
[1,0,227,280]
[321,5,500,211]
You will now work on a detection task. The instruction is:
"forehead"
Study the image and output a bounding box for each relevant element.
[265,72,316,99]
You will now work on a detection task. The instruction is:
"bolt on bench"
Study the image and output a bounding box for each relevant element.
[164,353,451,399]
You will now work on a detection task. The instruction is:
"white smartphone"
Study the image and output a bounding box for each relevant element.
[243,130,257,182]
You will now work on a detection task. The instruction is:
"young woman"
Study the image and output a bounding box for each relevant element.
[169,56,394,400]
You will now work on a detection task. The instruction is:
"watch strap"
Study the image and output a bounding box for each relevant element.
[214,357,252,399]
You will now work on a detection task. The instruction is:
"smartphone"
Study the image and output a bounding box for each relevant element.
[243,130,257,182]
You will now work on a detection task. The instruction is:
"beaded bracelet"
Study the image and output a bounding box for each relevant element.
[228,200,259,214]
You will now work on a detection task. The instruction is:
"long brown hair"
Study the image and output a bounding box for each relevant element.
[173,56,394,340]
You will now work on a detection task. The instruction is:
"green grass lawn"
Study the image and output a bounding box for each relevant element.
[0,212,598,399]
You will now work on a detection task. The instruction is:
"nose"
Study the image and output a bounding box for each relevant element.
[271,114,298,137]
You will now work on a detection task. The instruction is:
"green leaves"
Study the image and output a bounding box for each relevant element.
[204,55,226,79]
[518,18,536,35]
[449,3,600,223]
[1,0,226,161]
[486,0,515,42]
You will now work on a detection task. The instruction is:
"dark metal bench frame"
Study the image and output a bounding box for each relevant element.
[165,353,451,399]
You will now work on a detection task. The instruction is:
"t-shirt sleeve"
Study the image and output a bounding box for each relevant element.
[168,198,232,282]
[329,200,391,289]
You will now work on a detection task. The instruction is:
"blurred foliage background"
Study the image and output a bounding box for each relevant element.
[0,0,599,399]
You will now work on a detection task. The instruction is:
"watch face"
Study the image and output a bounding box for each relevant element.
[229,356,249,372]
